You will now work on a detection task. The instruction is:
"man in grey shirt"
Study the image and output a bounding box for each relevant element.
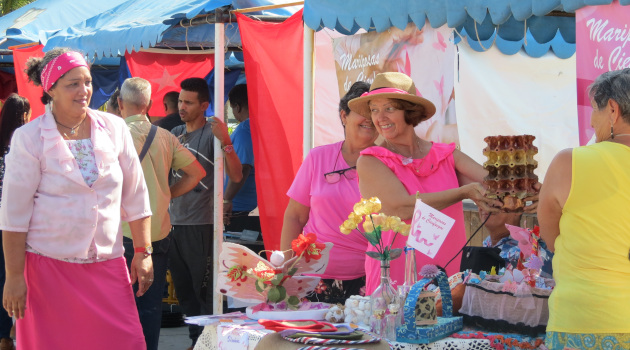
[169,78,242,349]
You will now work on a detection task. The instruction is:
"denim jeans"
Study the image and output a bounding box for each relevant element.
[124,234,171,350]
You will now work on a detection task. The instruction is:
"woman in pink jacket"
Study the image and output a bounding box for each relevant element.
[0,48,153,349]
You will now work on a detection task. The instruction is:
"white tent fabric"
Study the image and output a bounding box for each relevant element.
[455,43,579,181]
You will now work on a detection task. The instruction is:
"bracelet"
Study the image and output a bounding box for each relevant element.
[415,191,420,200]
[223,199,232,204]
[222,144,234,154]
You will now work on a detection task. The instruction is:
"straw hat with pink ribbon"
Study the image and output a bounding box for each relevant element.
[348,72,436,123]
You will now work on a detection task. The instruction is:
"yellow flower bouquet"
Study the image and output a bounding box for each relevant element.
[340,197,411,262]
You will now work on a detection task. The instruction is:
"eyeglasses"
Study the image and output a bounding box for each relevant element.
[324,166,357,184]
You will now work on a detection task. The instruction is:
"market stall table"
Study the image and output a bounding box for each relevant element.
[193,322,495,350]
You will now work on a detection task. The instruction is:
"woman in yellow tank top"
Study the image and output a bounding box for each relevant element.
[539,68,630,350]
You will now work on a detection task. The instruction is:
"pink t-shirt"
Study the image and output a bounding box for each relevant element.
[360,143,466,295]
[287,141,368,280]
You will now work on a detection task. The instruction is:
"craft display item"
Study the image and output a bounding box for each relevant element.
[415,291,437,325]
[340,197,411,339]
[397,265,463,343]
[482,135,538,212]
[458,271,553,336]
[216,233,333,312]
[343,295,371,325]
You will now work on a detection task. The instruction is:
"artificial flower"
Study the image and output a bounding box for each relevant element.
[348,212,363,225]
[420,264,440,279]
[340,219,358,232]
[353,197,381,216]
[249,261,275,282]
[371,213,386,227]
[290,233,325,262]
[362,217,375,232]
[304,241,325,263]
[291,233,316,256]
[227,265,248,282]
[399,223,411,236]
[385,216,402,232]
[341,197,406,263]
[367,197,382,213]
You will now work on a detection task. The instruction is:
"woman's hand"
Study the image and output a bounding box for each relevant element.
[523,182,542,214]
[3,275,27,319]
[464,183,502,213]
[131,254,154,297]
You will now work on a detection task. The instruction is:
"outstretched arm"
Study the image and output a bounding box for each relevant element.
[357,155,477,220]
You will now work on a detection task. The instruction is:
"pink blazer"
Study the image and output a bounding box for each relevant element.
[0,109,151,260]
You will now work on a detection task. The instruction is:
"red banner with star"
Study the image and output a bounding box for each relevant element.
[125,51,214,117]
[237,10,304,252]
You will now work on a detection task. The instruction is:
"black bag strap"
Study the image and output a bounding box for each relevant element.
[138,125,158,162]
[443,212,492,269]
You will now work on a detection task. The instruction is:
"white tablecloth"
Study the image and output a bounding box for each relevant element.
[194,323,493,350]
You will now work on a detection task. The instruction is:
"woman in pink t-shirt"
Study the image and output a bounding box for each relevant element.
[280,82,378,304]
[349,72,506,294]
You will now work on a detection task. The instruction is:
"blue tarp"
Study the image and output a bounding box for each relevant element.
[42,0,231,57]
[302,0,630,58]
[0,0,127,50]
[41,0,297,57]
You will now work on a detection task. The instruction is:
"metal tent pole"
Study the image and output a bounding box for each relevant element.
[212,12,226,316]
[303,24,314,157]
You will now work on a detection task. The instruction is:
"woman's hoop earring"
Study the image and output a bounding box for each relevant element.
[611,125,615,139]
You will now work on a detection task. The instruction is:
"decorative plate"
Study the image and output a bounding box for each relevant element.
[246,302,331,321]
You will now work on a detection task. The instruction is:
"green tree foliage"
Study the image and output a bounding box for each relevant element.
[1,0,35,16]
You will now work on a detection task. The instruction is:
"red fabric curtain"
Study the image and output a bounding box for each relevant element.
[13,44,45,119]
[0,71,18,101]
[125,51,214,118]
[237,10,304,252]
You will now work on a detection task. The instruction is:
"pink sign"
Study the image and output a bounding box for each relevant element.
[407,199,455,259]
[576,1,630,145]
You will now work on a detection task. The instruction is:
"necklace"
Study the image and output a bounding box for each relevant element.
[613,134,630,138]
[55,116,86,136]
[386,138,422,164]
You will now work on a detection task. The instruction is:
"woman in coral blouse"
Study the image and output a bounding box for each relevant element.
[349,72,517,294]
[0,48,153,349]
[280,81,377,303]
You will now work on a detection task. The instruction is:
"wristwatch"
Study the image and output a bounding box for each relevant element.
[222,144,234,154]
[134,246,153,257]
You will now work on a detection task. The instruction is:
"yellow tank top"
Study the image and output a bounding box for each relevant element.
[548,142,630,333]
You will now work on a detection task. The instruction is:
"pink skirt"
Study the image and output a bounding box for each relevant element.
[17,252,146,350]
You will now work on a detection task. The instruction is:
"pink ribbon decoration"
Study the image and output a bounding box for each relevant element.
[360,87,411,97]
[40,51,89,93]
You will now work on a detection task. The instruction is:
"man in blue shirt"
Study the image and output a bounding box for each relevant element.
[224,84,258,231]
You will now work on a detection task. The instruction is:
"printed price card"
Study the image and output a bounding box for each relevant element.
[406,199,455,259]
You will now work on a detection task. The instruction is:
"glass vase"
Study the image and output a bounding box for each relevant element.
[370,261,400,341]
[397,246,417,325]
